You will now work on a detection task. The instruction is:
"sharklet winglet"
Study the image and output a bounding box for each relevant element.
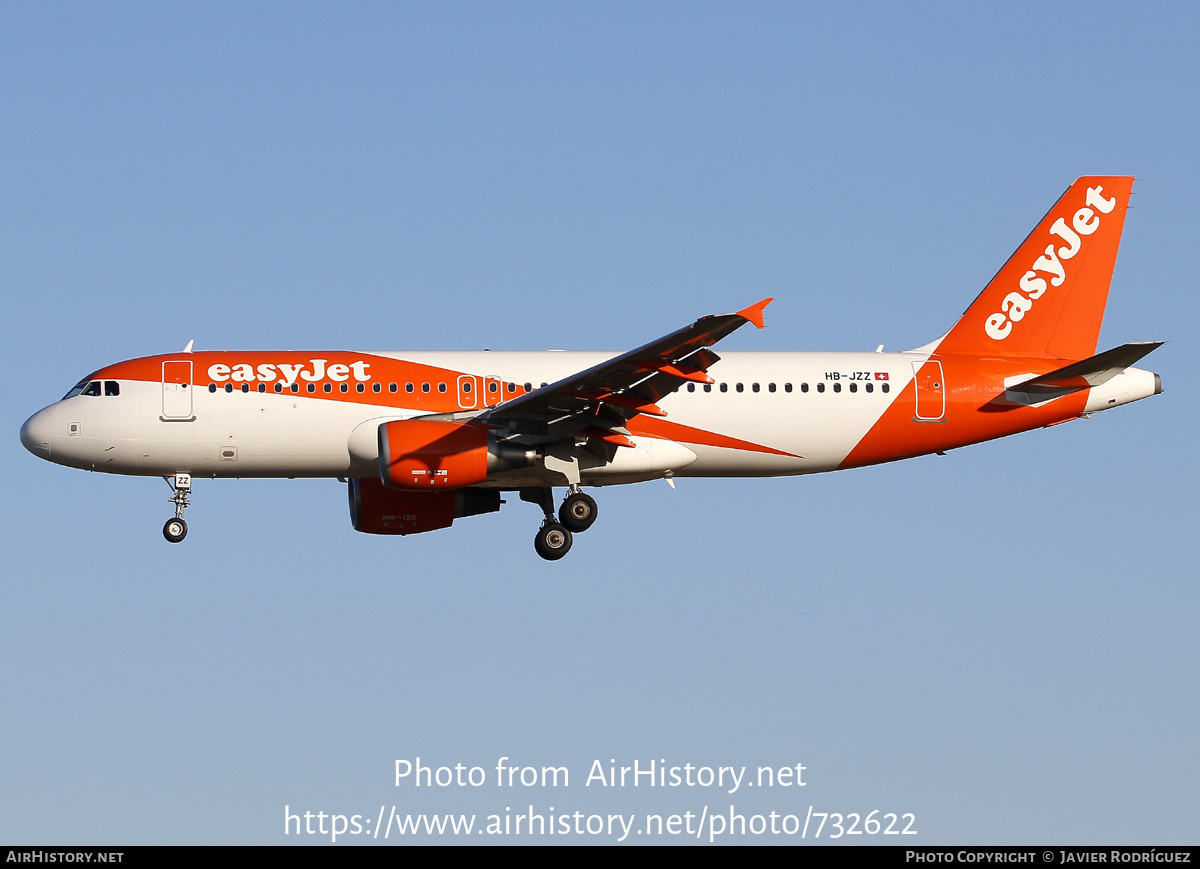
[737,298,773,330]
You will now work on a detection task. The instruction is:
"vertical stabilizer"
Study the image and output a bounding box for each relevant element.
[936,176,1133,360]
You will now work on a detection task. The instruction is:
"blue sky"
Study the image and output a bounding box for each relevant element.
[2,2,1196,844]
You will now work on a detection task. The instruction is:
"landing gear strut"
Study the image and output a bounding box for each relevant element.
[163,474,192,543]
[521,486,600,561]
[521,487,571,561]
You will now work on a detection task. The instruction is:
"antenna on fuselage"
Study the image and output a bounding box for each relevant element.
[183,340,194,353]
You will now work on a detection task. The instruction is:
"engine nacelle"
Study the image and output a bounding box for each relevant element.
[348,478,501,535]
[379,419,487,489]
[377,419,535,490]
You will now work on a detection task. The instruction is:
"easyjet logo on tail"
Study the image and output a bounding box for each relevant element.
[984,186,1117,341]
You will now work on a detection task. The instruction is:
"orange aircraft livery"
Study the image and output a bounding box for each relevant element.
[20,178,1162,560]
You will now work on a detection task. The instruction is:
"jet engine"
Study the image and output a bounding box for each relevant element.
[348,478,501,535]
[377,419,535,490]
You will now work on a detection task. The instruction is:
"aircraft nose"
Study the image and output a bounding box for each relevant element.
[20,410,52,458]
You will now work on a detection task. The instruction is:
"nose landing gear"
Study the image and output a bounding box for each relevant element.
[163,474,192,543]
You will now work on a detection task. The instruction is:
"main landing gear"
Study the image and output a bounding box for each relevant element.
[163,473,192,543]
[521,486,599,561]
[535,522,572,560]
[559,490,597,532]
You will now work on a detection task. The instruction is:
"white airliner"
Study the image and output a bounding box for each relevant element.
[21,177,1162,560]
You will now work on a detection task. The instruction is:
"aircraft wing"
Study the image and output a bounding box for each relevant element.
[446,298,772,448]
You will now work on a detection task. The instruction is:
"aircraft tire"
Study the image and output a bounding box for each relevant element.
[163,517,188,544]
[559,492,598,533]
[534,523,572,561]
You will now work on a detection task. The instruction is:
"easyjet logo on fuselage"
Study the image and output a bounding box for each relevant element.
[984,186,1117,341]
[207,358,372,386]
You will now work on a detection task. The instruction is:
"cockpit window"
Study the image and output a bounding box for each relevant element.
[63,380,90,399]
[64,378,116,398]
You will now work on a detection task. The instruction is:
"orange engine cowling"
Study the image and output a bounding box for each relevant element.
[348,478,501,535]
[379,419,491,490]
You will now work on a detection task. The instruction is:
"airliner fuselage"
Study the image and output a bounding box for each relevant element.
[20,348,1159,482]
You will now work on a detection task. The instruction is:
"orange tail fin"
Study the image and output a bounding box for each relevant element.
[936,176,1134,360]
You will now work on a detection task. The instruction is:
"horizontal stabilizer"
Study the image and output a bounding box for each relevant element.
[995,341,1163,406]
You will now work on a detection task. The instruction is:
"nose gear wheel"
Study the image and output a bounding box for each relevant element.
[163,517,188,543]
